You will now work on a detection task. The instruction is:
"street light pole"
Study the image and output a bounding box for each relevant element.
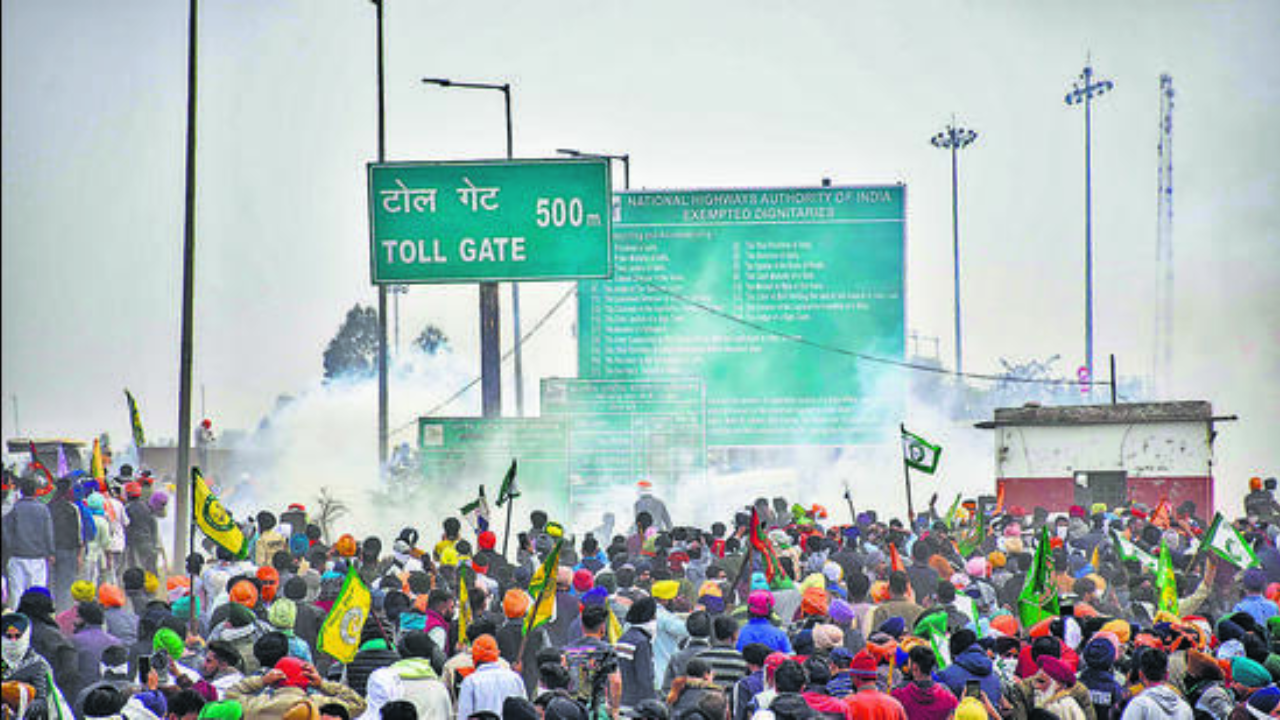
[1065,60,1114,385]
[929,119,977,375]
[372,0,390,470]
[556,148,630,190]
[173,0,199,570]
[422,77,514,418]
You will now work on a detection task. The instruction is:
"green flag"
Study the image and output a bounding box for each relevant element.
[496,459,520,507]
[1156,539,1179,616]
[1018,525,1059,627]
[943,494,962,529]
[460,486,490,533]
[901,427,942,474]
[1202,512,1259,568]
[957,509,987,557]
[1110,530,1157,572]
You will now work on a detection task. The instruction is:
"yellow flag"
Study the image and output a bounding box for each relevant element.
[457,564,472,646]
[524,538,562,636]
[193,468,248,559]
[91,439,106,485]
[606,606,623,644]
[318,566,372,664]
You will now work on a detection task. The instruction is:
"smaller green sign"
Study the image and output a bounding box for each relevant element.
[369,159,611,283]
[417,417,570,519]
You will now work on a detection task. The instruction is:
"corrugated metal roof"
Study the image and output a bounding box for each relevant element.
[981,401,1214,428]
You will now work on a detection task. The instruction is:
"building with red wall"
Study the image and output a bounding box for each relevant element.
[976,401,1233,516]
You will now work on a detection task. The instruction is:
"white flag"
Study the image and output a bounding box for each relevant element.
[1203,513,1259,568]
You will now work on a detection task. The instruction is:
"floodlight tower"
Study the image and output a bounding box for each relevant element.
[1065,59,1114,387]
[929,118,978,375]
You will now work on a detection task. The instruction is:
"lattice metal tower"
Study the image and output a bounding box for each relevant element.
[1154,74,1175,398]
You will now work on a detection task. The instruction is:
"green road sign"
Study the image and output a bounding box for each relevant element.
[369,158,611,283]
[418,418,570,519]
[541,378,706,525]
[578,186,905,446]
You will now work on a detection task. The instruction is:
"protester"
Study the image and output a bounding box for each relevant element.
[7,451,1280,720]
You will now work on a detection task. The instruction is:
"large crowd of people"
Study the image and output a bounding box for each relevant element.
[4,466,1280,720]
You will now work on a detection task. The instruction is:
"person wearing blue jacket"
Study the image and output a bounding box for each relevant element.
[936,629,1001,707]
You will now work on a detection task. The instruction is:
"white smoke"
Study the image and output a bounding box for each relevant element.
[219,346,479,541]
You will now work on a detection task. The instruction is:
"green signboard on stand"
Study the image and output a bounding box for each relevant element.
[541,378,706,525]
[578,186,905,446]
[417,418,570,519]
[369,158,611,283]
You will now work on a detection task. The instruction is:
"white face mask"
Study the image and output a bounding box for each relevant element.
[2,628,31,665]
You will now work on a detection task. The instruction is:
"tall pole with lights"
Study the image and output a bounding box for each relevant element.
[929,119,977,375]
[422,78,515,417]
[1065,60,1114,385]
[556,148,630,190]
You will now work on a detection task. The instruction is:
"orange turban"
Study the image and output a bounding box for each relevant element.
[471,634,499,665]
[229,579,259,608]
[503,589,530,619]
[98,584,126,609]
[801,586,829,617]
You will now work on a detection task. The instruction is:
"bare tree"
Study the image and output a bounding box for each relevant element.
[315,486,350,544]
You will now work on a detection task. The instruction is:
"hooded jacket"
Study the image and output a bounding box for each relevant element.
[890,679,958,720]
[1119,684,1192,720]
[937,646,1003,706]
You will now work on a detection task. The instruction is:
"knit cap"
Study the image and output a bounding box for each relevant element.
[268,599,297,630]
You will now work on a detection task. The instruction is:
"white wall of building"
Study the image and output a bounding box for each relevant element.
[995,421,1212,478]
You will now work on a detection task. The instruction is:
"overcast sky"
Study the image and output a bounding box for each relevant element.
[3,0,1277,512]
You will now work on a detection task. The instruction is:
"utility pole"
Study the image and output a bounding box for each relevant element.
[1154,75,1175,398]
[373,0,390,465]
[929,118,978,375]
[1065,59,1114,387]
[174,0,199,570]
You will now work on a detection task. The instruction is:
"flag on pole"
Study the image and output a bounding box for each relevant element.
[1110,530,1157,572]
[524,523,564,636]
[889,541,906,573]
[1090,542,1101,572]
[606,605,624,644]
[1202,512,1258,568]
[496,459,520,507]
[1155,539,1179,616]
[55,445,69,479]
[749,508,784,584]
[1018,525,1059,627]
[124,389,146,448]
[317,565,372,664]
[193,468,249,559]
[26,442,55,498]
[457,563,473,645]
[460,486,490,533]
[943,494,962,529]
[994,483,1006,515]
[90,438,107,490]
[901,428,942,474]
[915,609,950,668]
[1150,498,1172,530]
[957,510,987,557]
